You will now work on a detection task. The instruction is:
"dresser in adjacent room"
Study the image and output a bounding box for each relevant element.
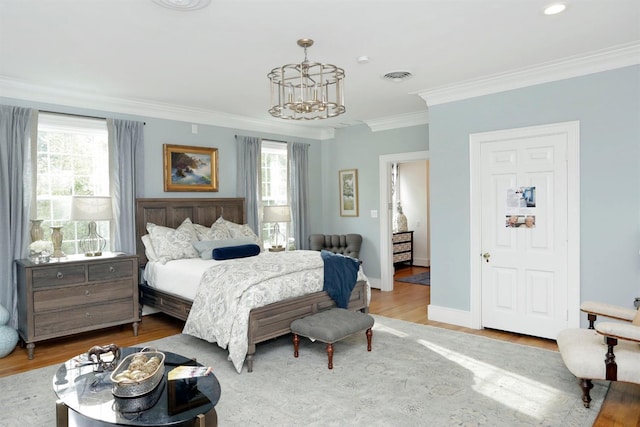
[392,230,413,267]
[15,253,139,359]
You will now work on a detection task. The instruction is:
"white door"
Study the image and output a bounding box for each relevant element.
[479,128,571,339]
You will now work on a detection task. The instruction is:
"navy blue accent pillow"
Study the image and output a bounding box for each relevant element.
[212,244,261,260]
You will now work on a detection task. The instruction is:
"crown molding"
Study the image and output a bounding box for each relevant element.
[417,41,640,107]
[0,77,335,140]
[364,110,429,132]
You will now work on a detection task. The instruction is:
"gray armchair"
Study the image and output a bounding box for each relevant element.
[309,234,362,259]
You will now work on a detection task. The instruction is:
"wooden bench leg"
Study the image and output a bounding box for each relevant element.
[366,328,372,351]
[326,343,334,369]
[293,334,300,358]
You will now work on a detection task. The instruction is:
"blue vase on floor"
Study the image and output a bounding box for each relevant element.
[0,304,18,358]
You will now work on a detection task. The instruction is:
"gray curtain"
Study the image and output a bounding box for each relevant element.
[108,119,144,254]
[0,106,33,328]
[288,142,310,250]
[236,135,261,232]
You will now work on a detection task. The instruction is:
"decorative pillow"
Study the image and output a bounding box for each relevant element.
[212,244,261,261]
[146,218,199,264]
[193,237,255,260]
[193,217,233,241]
[192,223,211,241]
[210,218,233,240]
[220,218,263,250]
[141,234,159,262]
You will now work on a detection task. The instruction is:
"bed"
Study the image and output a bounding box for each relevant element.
[135,197,370,373]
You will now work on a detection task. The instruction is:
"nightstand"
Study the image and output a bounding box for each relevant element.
[15,252,139,359]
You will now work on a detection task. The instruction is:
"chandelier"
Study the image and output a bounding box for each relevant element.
[268,38,345,120]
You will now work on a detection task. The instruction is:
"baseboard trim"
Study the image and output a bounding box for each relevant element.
[412,258,430,267]
[427,304,477,329]
[368,276,381,290]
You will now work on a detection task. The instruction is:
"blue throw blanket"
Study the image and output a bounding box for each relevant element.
[321,250,359,308]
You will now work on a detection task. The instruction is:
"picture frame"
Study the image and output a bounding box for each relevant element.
[163,144,219,192]
[339,169,359,217]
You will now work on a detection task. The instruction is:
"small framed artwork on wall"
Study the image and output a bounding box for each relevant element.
[163,144,219,192]
[339,169,359,217]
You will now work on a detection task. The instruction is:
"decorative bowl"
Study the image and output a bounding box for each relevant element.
[110,348,165,398]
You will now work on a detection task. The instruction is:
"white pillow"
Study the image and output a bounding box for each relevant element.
[220,218,263,250]
[146,218,199,264]
[193,217,233,241]
[141,234,159,262]
[192,223,211,241]
[192,237,255,260]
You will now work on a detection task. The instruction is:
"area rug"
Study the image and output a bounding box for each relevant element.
[397,271,430,285]
[0,315,606,427]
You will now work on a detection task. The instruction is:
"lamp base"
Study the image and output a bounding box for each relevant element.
[269,246,285,252]
[80,221,106,258]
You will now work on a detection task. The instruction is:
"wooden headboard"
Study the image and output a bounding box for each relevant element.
[135,197,246,267]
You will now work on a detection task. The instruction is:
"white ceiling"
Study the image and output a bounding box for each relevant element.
[1,0,639,138]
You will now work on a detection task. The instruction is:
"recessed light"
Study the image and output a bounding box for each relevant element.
[356,56,370,64]
[544,3,567,15]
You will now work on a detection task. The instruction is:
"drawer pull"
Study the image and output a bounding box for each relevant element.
[86,312,92,317]
[109,266,115,273]
[56,272,64,279]
[85,290,90,296]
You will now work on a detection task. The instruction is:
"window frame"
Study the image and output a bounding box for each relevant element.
[260,140,288,247]
[33,113,110,256]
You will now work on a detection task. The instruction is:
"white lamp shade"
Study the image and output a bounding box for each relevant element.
[263,205,291,222]
[71,196,113,221]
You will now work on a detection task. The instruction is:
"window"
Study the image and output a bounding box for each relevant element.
[35,113,110,256]
[261,140,288,246]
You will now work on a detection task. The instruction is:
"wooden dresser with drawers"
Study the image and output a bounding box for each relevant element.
[15,253,139,359]
[392,230,413,267]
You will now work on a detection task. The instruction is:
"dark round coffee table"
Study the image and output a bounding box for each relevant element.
[53,347,221,427]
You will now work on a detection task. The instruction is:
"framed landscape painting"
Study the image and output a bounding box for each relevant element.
[339,169,359,217]
[163,144,219,192]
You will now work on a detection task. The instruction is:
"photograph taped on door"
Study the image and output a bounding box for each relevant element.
[505,215,536,228]
[505,187,536,228]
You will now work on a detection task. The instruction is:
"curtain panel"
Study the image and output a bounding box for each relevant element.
[236,135,261,233]
[108,119,145,255]
[288,142,310,250]
[0,105,33,328]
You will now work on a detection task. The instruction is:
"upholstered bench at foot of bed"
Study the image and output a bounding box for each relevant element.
[290,308,374,369]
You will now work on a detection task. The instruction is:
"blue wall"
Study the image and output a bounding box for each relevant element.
[321,124,429,279]
[7,65,635,308]
[429,65,640,313]
[0,96,427,282]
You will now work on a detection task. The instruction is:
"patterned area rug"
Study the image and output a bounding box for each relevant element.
[396,271,430,285]
[0,315,605,426]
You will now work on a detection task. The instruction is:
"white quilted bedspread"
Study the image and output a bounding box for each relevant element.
[183,250,328,373]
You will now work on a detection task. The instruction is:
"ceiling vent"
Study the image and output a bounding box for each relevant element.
[383,71,413,82]
[152,0,211,11]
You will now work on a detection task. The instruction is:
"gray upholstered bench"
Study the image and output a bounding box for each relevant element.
[291,308,374,369]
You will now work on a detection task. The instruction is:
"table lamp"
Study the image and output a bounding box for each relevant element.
[71,196,113,256]
[263,205,290,252]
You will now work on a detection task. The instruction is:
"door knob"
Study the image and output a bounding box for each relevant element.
[482,252,491,263]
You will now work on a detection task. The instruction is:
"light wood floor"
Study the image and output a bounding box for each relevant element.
[1,265,638,425]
